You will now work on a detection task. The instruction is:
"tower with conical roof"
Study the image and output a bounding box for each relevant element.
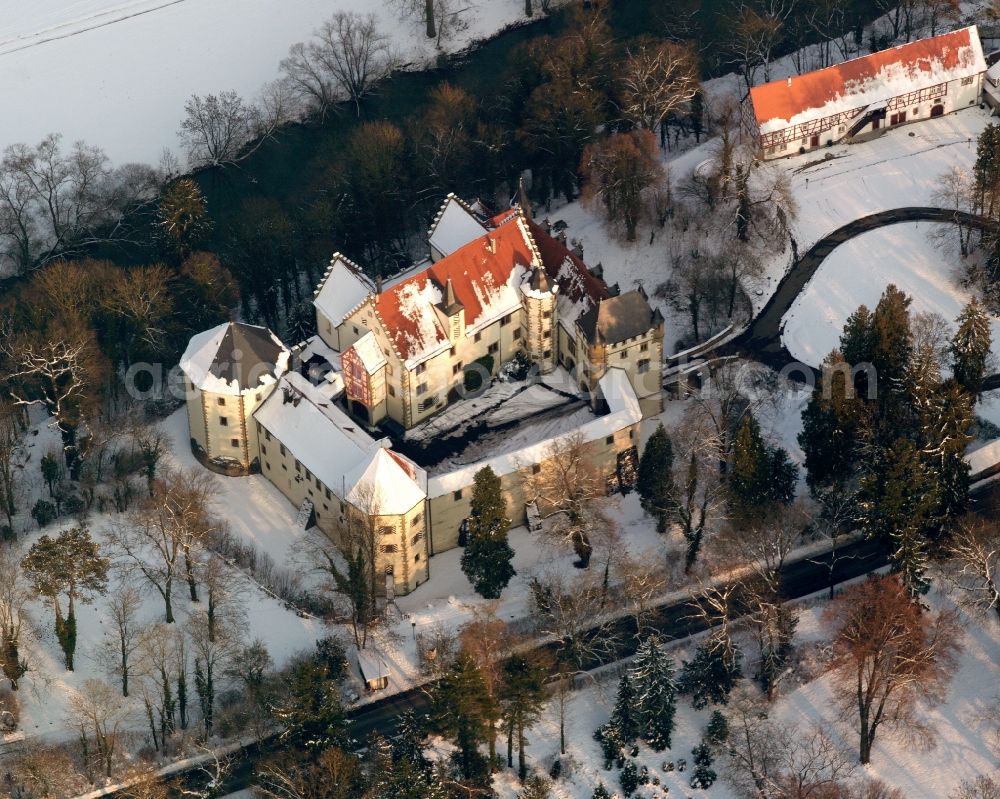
[179,321,290,474]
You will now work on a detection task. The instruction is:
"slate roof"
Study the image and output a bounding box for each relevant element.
[577,290,661,345]
[181,322,289,395]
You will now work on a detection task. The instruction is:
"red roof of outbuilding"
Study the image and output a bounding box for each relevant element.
[750,26,985,131]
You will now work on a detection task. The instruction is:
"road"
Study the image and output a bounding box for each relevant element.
[347,536,886,741]
[726,206,1000,377]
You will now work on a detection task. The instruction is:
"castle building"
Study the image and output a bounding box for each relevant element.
[743,26,986,159]
[181,196,662,595]
[312,198,664,427]
[179,321,289,474]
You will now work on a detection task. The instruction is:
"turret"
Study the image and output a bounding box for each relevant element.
[520,265,558,375]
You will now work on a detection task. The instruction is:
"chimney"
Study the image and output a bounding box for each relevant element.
[787,76,792,87]
[485,236,497,254]
[376,272,383,294]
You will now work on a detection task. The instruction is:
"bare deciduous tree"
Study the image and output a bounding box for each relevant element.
[0,547,30,689]
[527,432,616,569]
[1,320,105,477]
[724,694,856,799]
[111,467,219,622]
[179,90,286,168]
[530,570,621,754]
[100,579,145,697]
[0,401,26,529]
[68,678,133,778]
[942,515,1000,625]
[825,574,962,764]
[280,12,394,119]
[137,622,181,746]
[0,135,157,274]
[620,38,700,135]
[458,602,511,769]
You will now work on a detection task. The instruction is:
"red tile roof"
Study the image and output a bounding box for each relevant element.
[750,26,984,129]
[527,219,608,309]
[375,215,536,362]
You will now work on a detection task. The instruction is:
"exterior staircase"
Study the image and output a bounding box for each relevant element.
[295,498,314,529]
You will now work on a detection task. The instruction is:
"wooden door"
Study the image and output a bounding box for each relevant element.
[931,104,944,117]
[810,134,820,147]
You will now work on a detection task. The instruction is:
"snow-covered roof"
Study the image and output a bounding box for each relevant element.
[180,322,289,396]
[426,369,642,497]
[313,253,375,327]
[966,438,1000,480]
[427,193,487,258]
[376,213,540,368]
[345,448,426,516]
[347,332,388,375]
[751,26,986,134]
[254,372,424,512]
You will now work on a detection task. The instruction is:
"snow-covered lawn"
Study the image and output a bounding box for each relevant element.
[764,107,990,303]
[782,221,1000,367]
[0,0,545,166]
[10,410,324,744]
[490,588,1000,799]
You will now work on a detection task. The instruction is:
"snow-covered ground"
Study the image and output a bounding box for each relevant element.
[765,105,990,300]
[783,221,1000,367]
[10,410,324,743]
[490,588,1000,799]
[0,0,547,166]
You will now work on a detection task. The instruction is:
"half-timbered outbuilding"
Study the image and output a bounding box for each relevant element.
[743,26,986,159]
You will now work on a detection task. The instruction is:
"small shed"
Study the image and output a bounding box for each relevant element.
[357,649,390,692]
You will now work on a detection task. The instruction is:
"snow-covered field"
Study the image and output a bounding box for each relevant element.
[0,0,544,166]
[783,221,1000,367]
[491,588,1000,799]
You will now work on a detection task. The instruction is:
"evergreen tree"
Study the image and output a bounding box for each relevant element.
[858,438,936,597]
[518,774,551,799]
[40,453,59,498]
[501,654,547,781]
[871,285,915,437]
[680,636,742,709]
[630,635,677,751]
[156,178,212,260]
[840,305,877,399]
[689,742,717,789]
[923,380,973,541]
[705,710,729,745]
[619,759,639,798]
[368,735,428,799]
[392,710,430,774]
[637,424,677,533]
[592,783,612,799]
[951,298,992,398]
[21,526,109,671]
[840,305,875,367]
[461,466,516,599]
[610,673,640,743]
[798,350,858,493]
[431,652,493,780]
[729,415,797,519]
[594,722,623,770]
[274,658,351,752]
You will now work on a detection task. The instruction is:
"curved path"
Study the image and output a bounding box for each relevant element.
[727,207,1000,380]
